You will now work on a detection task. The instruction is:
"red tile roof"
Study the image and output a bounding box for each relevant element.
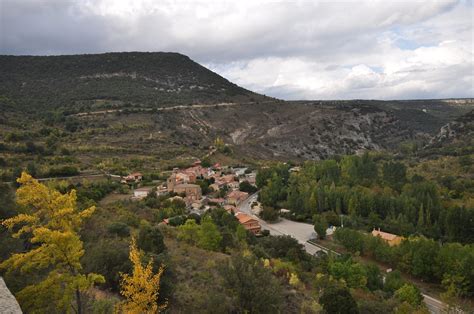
[235,212,257,224]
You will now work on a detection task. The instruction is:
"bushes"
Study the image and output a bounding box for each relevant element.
[334,228,365,253]
[365,263,383,291]
[177,217,222,251]
[252,235,309,264]
[137,224,166,254]
[334,228,474,297]
[197,217,222,251]
[107,222,130,237]
[328,258,367,288]
[82,239,131,291]
[384,270,405,294]
[259,206,279,222]
[168,215,186,226]
[319,285,359,314]
[47,165,79,177]
[77,180,118,202]
[394,284,423,307]
[239,180,257,194]
[220,254,283,313]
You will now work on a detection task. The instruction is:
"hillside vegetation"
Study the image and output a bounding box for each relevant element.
[0,52,265,113]
[0,52,472,175]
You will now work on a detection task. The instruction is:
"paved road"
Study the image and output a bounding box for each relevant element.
[422,294,447,314]
[237,193,323,255]
[238,193,449,314]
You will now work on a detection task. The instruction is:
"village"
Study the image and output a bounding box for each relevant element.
[120,160,263,235]
[114,160,458,313]
[119,160,410,247]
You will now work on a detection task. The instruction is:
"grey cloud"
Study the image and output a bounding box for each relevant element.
[0,0,472,100]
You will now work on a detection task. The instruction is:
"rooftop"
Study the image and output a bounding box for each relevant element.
[235,212,257,224]
[175,183,201,188]
[228,190,248,198]
[372,228,400,241]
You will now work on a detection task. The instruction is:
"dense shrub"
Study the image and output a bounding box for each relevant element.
[107,222,130,237]
[239,180,257,194]
[47,165,79,177]
[137,224,166,254]
[82,239,131,291]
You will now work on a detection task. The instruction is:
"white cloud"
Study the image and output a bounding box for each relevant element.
[1,0,472,99]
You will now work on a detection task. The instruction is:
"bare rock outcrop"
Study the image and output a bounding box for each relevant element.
[0,277,22,314]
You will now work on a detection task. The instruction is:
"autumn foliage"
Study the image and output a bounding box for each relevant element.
[118,237,167,313]
[0,172,104,313]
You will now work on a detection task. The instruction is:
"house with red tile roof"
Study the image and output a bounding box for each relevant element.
[208,198,225,206]
[223,205,237,214]
[121,172,143,184]
[235,212,261,234]
[226,190,249,205]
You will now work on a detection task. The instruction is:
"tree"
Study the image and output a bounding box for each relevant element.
[0,172,104,314]
[236,224,248,243]
[319,285,359,314]
[118,237,167,313]
[0,182,15,219]
[220,254,283,312]
[328,258,367,288]
[108,222,131,237]
[382,161,407,191]
[334,228,364,254]
[365,263,383,291]
[384,270,405,294]
[394,284,423,307]
[197,216,222,251]
[313,215,328,239]
[239,180,257,194]
[177,219,200,245]
[259,173,286,207]
[259,206,279,222]
[82,238,131,292]
[138,224,166,255]
[253,235,308,263]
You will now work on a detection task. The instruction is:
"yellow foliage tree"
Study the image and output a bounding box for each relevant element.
[118,237,167,314]
[0,172,104,314]
[214,136,225,150]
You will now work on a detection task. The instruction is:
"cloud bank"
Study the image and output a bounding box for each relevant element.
[1,0,472,100]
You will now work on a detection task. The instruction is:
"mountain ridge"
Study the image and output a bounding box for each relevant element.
[0,52,472,164]
[0,52,267,113]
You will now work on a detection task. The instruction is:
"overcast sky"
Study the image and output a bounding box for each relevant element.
[1,0,473,100]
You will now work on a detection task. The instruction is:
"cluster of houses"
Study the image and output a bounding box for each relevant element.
[125,160,261,234]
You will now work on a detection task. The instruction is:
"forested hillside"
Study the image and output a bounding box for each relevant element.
[257,154,473,243]
[0,52,265,113]
[256,154,474,306]
[0,173,446,313]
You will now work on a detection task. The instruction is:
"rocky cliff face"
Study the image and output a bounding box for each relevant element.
[1,52,472,162]
[427,110,474,149]
[147,101,428,160]
[0,277,22,314]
